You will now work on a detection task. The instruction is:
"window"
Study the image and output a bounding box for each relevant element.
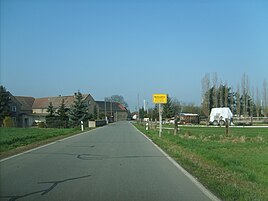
[11,106,17,112]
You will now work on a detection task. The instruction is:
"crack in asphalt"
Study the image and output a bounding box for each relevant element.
[0,175,91,201]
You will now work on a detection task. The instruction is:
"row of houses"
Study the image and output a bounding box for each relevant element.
[8,92,129,127]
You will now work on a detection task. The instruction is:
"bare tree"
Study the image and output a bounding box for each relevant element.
[219,80,223,107]
[263,79,268,116]
[246,75,250,116]
[212,73,218,108]
[250,86,254,118]
[236,84,241,117]
[224,81,229,107]
[201,73,210,116]
[107,95,128,108]
[241,73,250,117]
[256,87,261,118]
[230,86,234,113]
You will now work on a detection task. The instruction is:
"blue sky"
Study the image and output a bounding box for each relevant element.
[1,0,267,111]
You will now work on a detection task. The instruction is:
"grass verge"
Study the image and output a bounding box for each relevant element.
[134,123,268,201]
[0,127,88,159]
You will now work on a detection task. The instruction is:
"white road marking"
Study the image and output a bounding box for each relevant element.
[133,124,221,201]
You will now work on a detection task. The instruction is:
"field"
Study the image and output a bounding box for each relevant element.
[0,127,83,158]
[134,123,268,201]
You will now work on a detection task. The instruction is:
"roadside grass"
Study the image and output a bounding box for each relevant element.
[0,127,85,156]
[134,124,268,201]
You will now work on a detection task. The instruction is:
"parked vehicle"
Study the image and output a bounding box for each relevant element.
[209,107,233,126]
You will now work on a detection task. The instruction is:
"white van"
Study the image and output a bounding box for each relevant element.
[209,107,233,126]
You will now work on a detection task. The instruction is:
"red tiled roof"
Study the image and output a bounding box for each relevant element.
[96,101,127,112]
[32,94,89,109]
[117,103,127,111]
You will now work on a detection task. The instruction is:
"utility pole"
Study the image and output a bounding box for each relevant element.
[144,100,146,111]
[137,93,140,121]
[110,100,113,122]
[104,97,107,124]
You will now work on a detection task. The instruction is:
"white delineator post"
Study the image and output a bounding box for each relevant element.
[81,121,84,131]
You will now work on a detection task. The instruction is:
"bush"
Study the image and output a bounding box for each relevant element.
[38,122,47,128]
[46,116,68,128]
[3,116,14,127]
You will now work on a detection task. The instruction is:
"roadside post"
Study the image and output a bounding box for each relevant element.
[225,118,229,136]
[81,121,84,131]
[146,122,149,131]
[153,94,167,137]
[174,118,178,135]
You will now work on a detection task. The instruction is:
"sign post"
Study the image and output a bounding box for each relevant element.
[153,94,167,137]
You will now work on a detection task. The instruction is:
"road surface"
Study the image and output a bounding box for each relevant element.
[0,122,219,201]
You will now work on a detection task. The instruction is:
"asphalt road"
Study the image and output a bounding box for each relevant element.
[0,122,219,201]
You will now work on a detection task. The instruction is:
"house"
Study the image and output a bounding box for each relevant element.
[6,90,129,127]
[7,92,98,127]
[96,101,128,122]
[32,94,97,122]
[8,94,35,127]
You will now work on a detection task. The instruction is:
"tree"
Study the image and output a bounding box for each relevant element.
[263,79,268,116]
[219,80,223,107]
[107,95,128,109]
[224,81,229,107]
[171,98,182,116]
[236,84,241,117]
[93,105,98,120]
[181,103,200,114]
[0,85,11,125]
[201,73,210,116]
[57,99,68,128]
[212,73,218,108]
[241,73,250,117]
[69,92,88,127]
[139,107,147,120]
[47,102,55,117]
[148,105,158,121]
[229,87,235,114]
[256,87,261,118]
[163,95,173,118]
[46,102,58,128]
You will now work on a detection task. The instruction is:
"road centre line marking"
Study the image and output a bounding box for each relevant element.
[133,124,221,201]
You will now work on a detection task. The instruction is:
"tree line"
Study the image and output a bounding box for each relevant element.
[201,73,268,118]
[137,73,267,121]
[138,95,200,121]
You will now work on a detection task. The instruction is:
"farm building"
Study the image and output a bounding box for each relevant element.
[178,113,200,124]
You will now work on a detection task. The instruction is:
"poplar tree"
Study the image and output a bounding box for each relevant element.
[263,79,268,116]
[201,73,210,116]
